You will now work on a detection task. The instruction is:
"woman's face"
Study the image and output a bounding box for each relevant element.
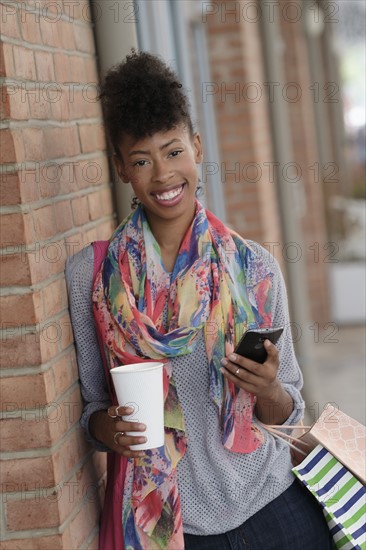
[115,125,203,229]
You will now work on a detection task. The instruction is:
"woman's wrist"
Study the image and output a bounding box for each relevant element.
[255,382,294,425]
[89,409,108,443]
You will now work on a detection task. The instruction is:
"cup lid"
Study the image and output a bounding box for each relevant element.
[111,362,164,374]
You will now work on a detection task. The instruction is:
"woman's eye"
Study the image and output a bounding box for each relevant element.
[169,150,183,158]
[133,160,148,167]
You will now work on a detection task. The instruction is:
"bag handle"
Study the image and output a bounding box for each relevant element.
[258,421,312,456]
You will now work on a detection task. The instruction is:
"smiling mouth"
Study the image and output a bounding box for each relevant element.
[153,184,184,201]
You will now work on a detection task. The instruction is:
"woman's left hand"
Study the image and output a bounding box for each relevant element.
[220,339,280,400]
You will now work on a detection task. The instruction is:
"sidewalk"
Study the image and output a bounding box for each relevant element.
[300,324,366,425]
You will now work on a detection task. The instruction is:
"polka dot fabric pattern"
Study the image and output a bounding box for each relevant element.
[65,240,305,535]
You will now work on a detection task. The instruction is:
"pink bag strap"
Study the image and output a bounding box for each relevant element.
[92,239,126,550]
[92,240,109,282]
[258,422,312,455]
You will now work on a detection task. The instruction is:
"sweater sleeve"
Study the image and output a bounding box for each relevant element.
[247,241,305,426]
[65,245,111,452]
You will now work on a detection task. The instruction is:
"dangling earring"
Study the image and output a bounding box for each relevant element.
[195,177,204,199]
[131,196,141,209]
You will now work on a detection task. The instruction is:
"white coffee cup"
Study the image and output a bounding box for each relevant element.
[110,362,165,450]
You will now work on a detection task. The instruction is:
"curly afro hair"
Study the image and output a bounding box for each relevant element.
[99,49,194,156]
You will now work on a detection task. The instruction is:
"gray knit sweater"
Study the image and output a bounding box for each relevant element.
[65,241,305,536]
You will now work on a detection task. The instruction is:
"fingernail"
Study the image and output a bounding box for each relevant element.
[221,358,228,366]
[219,367,225,374]
[229,353,236,361]
[139,424,147,430]
[125,406,134,413]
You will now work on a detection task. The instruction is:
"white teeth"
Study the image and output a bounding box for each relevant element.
[155,185,183,201]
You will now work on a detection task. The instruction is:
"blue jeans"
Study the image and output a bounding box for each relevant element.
[183,480,333,550]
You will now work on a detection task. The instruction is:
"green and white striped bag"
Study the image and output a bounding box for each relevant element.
[293,444,366,550]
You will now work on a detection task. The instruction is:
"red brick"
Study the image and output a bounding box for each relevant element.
[11,130,26,163]
[68,503,93,549]
[35,50,55,81]
[100,187,114,216]
[68,87,100,119]
[64,233,85,258]
[0,534,67,550]
[42,277,67,318]
[27,89,51,120]
[0,370,55,411]
[22,127,46,161]
[0,417,52,452]
[84,57,99,83]
[1,43,15,78]
[71,195,89,226]
[12,45,36,81]
[0,291,42,326]
[59,20,76,50]
[50,88,70,121]
[0,129,16,163]
[93,219,116,241]
[6,492,61,531]
[53,428,87,484]
[74,23,95,54]
[0,213,26,246]
[44,126,80,159]
[40,16,60,48]
[74,158,105,189]
[0,253,32,286]
[5,85,30,121]
[28,239,69,284]
[20,8,42,43]
[0,329,45,369]
[50,350,78,398]
[0,455,55,493]
[58,312,74,352]
[33,204,56,240]
[79,123,106,154]
[97,155,110,185]
[71,0,91,21]
[87,531,100,550]
[69,55,87,82]
[0,43,5,77]
[91,451,107,481]
[0,85,10,120]
[0,3,20,39]
[39,159,77,198]
[54,199,73,234]
[18,168,41,203]
[87,191,103,221]
[0,172,21,205]
[53,52,70,82]
[85,227,97,244]
[47,388,82,444]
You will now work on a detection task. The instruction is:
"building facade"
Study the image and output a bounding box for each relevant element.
[0,0,347,547]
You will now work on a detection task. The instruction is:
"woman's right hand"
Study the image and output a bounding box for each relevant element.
[89,406,147,458]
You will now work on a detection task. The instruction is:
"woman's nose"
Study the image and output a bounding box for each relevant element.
[151,159,173,183]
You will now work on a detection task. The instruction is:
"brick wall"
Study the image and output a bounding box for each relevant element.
[1,1,115,547]
[205,0,330,323]
[204,3,283,275]
[279,0,330,325]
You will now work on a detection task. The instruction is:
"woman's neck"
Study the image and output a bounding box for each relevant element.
[145,206,196,271]
[144,204,196,251]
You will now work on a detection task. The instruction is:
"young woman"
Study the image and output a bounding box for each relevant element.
[66,51,333,550]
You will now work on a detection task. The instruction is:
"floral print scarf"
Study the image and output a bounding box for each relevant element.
[92,200,273,549]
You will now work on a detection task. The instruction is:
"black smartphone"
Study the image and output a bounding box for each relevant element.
[234,327,284,363]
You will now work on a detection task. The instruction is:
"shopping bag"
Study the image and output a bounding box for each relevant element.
[262,403,366,483]
[293,444,366,550]
[295,403,365,483]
